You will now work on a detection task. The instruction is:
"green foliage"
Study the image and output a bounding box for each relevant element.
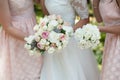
[34,3,44,23]
[89,17,105,65]
[93,33,105,64]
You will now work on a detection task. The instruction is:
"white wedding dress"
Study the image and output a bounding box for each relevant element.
[40,0,100,80]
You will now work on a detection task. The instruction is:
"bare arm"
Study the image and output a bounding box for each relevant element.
[92,0,103,23]
[98,25,120,35]
[39,0,49,15]
[116,0,120,8]
[0,0,27,41]
[73,18,89,31]
[93,0,120,35]
[71,0,89,30]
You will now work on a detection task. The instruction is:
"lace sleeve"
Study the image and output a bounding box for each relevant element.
[71,0,89,19]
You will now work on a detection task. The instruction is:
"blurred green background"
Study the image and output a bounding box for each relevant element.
[34,2,105,68]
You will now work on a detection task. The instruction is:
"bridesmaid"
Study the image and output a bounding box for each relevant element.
[0,0,42,80]
[93,0,120,80]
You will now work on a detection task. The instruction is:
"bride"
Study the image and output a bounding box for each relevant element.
[39,0,100,80]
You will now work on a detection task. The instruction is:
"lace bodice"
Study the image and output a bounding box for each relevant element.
[9,0,34,16]
[45,0,89,26]
[70,0,89,19]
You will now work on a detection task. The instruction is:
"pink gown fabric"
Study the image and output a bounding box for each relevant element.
[99,0,120,80]
[0,0,42,80]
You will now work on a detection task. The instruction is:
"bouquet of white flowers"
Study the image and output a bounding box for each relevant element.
[74,24,101,49]
[24,15,73,55]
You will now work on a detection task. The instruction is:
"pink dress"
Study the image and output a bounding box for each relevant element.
[99,0,120,80]
[0,0,42,80]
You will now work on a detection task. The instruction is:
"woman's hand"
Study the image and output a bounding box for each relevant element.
[3,24,28,42]
[98,25,120,35]
[0,0,27,41]
[73,18,89,31]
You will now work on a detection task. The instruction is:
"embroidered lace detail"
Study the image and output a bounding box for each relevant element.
[71,0,89,19]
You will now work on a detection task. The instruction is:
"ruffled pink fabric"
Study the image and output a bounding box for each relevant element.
[0,4,42,80]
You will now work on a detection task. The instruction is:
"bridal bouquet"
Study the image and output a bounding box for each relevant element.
[74,24,101,49]
[24,15,73,55]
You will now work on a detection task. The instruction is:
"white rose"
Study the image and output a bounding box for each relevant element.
[33,24,39,31]
[84,32,92,40]
[62,40,68,47]
[91,35,97,41]
[56,41,61,47]
[35,36,41,42]
[42,17,49,23]
[62,26,73,36]
[47,25,54,31]
[49,14,57,20]
[34,50,42,56]
[47,47,55,54]
[29,48,41,56]
[48,20,58,27]
[42,25,48,30]
[24,44,31,50]
[38,28,44,34]
[74,28,83,39]
[74,32,82,39]
[48,31,59,43]
[75,28,82,32]
[32,48,42,56]
[58,18,63,24]
[24,35,35,44]
[45,46,50,50]
[40,39,47,45]
[46,41,50,45]
[34,29,43,36]
[58,46,62,50]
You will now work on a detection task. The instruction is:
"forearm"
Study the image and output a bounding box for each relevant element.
[92,0,102,23]
[40,0,49,15]
[4,26,27,41]
[93,0,100,7]
[0,0,27,41]
[73,18,89,30]
[98,25,120,35]
[1,18,27,41]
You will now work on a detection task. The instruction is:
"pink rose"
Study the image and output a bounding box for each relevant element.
[63,22,70,26]
[41,21,46,26]
[50,43,56,48]
[41,31,49,39]
[60,34,65,41]
[37,43,44,49]
[58,25,62,29]
[57,15,61,19]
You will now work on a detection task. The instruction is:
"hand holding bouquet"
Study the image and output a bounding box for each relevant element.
[24,15,73,55]
[74,24,101,49]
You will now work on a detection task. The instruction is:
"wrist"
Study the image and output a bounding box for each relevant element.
[93,6,98,9]
[98,26,105,32]
[93,4,98,8]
